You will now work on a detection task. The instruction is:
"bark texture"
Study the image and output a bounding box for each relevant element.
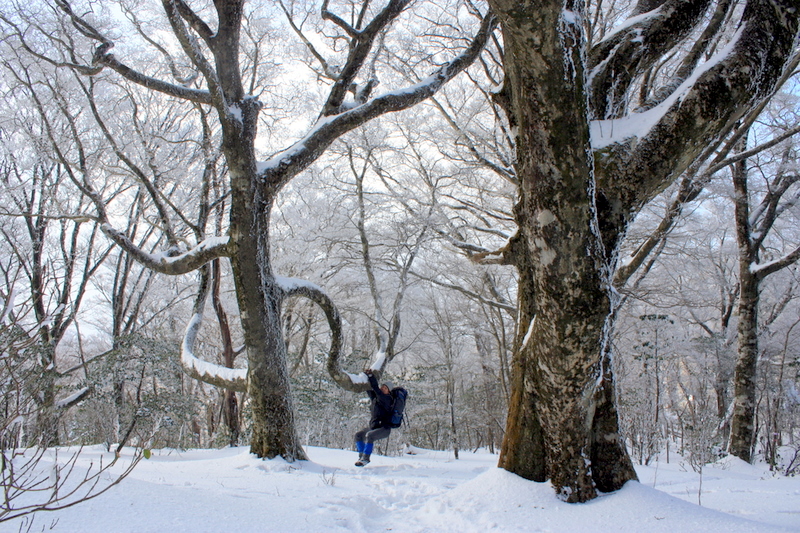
[490,0,629,502]
[490,0,799,501]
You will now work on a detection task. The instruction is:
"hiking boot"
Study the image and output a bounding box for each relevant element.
[355,454,371,467]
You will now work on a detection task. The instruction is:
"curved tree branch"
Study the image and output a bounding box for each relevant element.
[754,243,800,279]
[101,227,231,275]
[588,0,714,119]
[321,0,360,38]
[180,265,247,392]
[277,276,377,393]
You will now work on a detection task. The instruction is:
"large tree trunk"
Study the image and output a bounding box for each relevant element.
[229,191,305,460]
[491,0,799,501]
[212,2,306,460]
[497,237,546,481]
[491,0,637,502]
[35,346,60,448]
[225,111,306,460]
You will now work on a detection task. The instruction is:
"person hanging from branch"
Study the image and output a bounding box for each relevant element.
[354,369,406,467]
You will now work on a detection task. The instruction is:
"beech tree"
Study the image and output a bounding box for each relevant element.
[729,135,800,461]
[1,0,496,460]
[486,0,799,501]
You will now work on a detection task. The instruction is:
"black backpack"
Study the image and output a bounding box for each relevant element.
[388,387,408,428]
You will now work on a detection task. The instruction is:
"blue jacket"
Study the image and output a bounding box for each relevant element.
[367,374,394,429]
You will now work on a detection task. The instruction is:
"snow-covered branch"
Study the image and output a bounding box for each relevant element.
[55,386,93,409]
[276,276,373,392]
[101,227,230,276]
[257,11,497,188]
[752,244,800,279]
[594,0,799,218]
[181,312,248,392]
[179,267,247,392]
[588,0,713,119]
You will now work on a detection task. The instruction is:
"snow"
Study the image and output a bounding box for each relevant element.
[596,9,663,45]
[562,9,580,26]
[275,275,325,293]
[181,349,248,383]
[521,316,536,351]
[4,445,798,533]
[369,349,387,372]
[0,287,16,324]
[347,371,370,384]
[39,304,65,329]
[590,97,665,147]
[181,312,247,384]
[227,104,243,123]
[787,380,800,405]
[55,387,91,408]
[343,350,386,386]
[537,209,557,226]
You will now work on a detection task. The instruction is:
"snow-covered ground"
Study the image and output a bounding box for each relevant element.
[2,445,798,532]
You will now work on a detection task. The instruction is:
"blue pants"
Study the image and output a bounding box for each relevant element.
[355,427,391,455]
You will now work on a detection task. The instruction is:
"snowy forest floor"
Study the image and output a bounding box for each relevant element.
[2,445,798,533]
